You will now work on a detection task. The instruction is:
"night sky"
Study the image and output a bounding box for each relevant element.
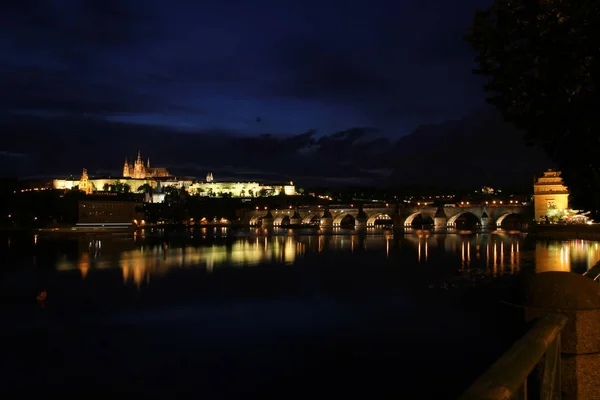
[0,0,550,186]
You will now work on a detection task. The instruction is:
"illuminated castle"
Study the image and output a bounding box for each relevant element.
[123,151,170,179]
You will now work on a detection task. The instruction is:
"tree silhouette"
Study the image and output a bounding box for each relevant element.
[111,180,125,193]
[466,0,600,210]
[138,183,153,194]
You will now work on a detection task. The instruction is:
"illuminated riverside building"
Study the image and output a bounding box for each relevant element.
[50,153,296,200]
[533,169,569,221]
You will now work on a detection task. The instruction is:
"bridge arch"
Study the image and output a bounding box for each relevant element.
[302,214,320,224]
[404,212,434,228]
[496,212,526,229]
[333,213,356,227]
[366,213,394,227]
[273,215,290,227]
[447,212,481,228]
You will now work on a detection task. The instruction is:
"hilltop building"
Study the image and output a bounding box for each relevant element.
[123,151,170,179]
[533,169,569,221]
[49,154,296,201]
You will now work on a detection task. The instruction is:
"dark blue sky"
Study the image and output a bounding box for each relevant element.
[1,0,488,138]
[2,0,544,188]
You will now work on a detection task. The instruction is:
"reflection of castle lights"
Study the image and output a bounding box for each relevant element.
[50,235,600,287]
[284,237,295,262]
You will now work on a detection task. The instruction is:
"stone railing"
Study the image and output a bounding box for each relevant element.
[459,314,567,399]
[583,263,600,283]
[462,271,600,399]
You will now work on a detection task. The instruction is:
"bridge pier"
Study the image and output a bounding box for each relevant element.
[480,212,494,230]
[355,207,368,229]
[434,207,447,232]
[290,210,302,225]
[262,211,274,227]
[320,208,333,228]
[320,218,333,228]
[392,223,404,232]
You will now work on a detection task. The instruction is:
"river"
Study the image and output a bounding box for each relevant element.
[0,228,597,398]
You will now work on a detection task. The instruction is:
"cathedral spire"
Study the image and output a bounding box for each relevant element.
[137,150,142,162]
[123,157,130,177]
[147,157,150,168]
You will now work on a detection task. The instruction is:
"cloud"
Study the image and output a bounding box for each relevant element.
[0,0,490,138]
[0,107,551,188]
[0,114,389,184]
[0,150,26,158]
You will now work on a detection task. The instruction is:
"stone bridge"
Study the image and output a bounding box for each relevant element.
[241,204,531,230]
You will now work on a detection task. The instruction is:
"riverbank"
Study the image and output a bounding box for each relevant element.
[530,223,600,240]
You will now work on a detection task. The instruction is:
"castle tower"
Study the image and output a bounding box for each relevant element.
[133,150,145,178]
[123,158,130,177]
[533,169,569,221]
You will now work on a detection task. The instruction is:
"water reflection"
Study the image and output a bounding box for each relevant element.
[47,232,600,287]
[535,239,600,274]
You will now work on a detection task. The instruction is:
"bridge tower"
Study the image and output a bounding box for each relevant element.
[320,208,333,228]
[533,169,569,221]
[434,206,447,231]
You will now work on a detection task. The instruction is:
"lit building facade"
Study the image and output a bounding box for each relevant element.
[188,174,296,197]
[78,199,144,224]
[533,169,569,221]
[53,176,159,192]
